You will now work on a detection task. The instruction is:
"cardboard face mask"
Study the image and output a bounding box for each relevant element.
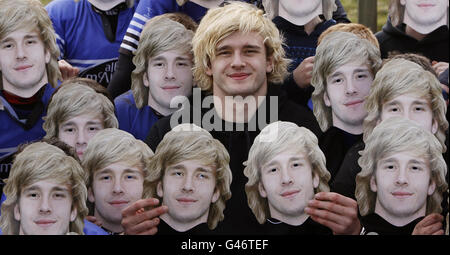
[370,150,436,226]
[401,0,449,34]
[157,160,220,232]
[278,0,323,26]
[258,150,319,226]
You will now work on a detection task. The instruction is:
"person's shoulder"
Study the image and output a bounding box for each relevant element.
[46,0,85,20]
[114,90,136,105]
[148,0,179,14]
[83,220,110,235]
[46,0,83,12]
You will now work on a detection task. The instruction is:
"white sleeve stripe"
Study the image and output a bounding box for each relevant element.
[126,28,141,37]
[55,33,65,46]
[130,21,144,29]
[123,36,139,45]
[120,44,136,52]
[134,13,149,23]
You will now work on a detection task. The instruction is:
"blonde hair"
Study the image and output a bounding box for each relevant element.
[262,0,337,21]
[0,142,88,235]
[244,121,330,224]
[144,124,232,230]
[0,0,61,89]
[132,16,194,109]
[311,31,382,132]
[192,1,290,92]
[363,58,448,151]
[82,128,154,189]
[356,117,448,216]
[43,79,118,139]
[317,23,380,49]
[388,0,405,27]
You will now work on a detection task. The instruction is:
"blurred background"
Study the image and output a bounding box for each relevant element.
[40,0,390,32]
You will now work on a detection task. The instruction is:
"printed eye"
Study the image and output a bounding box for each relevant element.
[411,165,422,171]
[292,162,302,168]
[63,127,75,133]
[27,192,39,199]
[197,173,209,179]
[171,171,184,177]
[100,175,111,181]
[26,39,37,45]
[1,43,13,49]
[177,61,190,67]
[356,73,368,79]
[217,50,231,56]
[332,78,343,84]
[268,168,277,173]
[88,126,101,132]
[388,107,399,113]
[53,193,66,199]
[125,174,137,180]
[153,62,165,67]
[383,164,396,171]
[244,49,258,54]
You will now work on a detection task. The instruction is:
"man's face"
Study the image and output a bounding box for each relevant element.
[143,50,193,116]
[88,162,144,229]
[0,27,50,97]
[14,180,76,235]
[206,31,273,97]
[157,160,219,227]
[279,0,322,17]
[58,112,104,160]
[259,150,319,223]
[401,0,448,28]
[371,151,435,223]
[380,93,437,134]
[324,62,373,134]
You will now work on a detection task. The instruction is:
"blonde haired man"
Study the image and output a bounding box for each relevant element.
[356,117,447,235]
[43,78,118,160]
[82,128,157,234]
[123,124,232,234]
[311,31,381,182]
[145,1,322,234]
[244,121,332,234]
[114,16,195,141]
[0,0,61,194]
[0,142,88,235]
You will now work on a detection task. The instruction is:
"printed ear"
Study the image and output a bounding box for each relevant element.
[370,176,377,193]
[312,172,319,189]
[45,49,51,64]
[427,179,436,196]
[70,207,77,222]
[211,188,220,204]
[266,55,273,73]
[14,203,21,222]
[431,118,438,135]
[143,72,150,88]
[156,181,164,198]
[205,65,212,76]
[323,91,331,107]
[88,187,95,203]
[258,182,267,198]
